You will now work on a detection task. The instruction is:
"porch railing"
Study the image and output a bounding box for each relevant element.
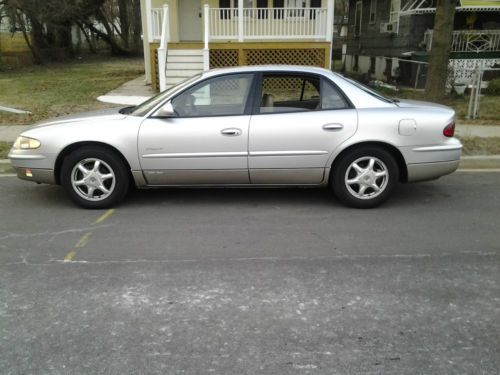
[150,7,331,42]
[208,8,329,41]
[151,7,164,41]
[425,29,500,53]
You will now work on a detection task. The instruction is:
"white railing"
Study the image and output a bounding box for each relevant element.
[425,29,500,53]
[151,8,164,41]
[208,8,329,41]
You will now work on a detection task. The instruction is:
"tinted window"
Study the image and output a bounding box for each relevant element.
[171,74,253,117]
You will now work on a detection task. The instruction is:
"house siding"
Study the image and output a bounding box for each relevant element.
[344,0,500,85]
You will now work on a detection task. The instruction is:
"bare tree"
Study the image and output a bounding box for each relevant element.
[425,0,457,101]
[1,0,143,63]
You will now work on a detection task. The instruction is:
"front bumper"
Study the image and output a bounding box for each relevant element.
[14,167,56,184]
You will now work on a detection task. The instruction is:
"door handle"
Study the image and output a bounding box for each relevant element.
[221,128,242,136]
[322,123,344,131]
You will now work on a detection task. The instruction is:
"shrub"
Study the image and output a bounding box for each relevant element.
[485,78,500,96]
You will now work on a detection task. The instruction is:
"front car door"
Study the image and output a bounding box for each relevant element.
[138,73,255,185]
[248,72,358,184]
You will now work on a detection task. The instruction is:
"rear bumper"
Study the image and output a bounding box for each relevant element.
[407,160,460,182]
[14,167,56,184]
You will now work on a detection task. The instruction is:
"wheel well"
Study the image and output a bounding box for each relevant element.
[330,142,408,183]
[54,141,132,185]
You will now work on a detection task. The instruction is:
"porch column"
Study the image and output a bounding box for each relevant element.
[158,4,169,91]
[145,0,153,42]
[326,0,334,42]
[203,4,210,71]
[238,0,244,42]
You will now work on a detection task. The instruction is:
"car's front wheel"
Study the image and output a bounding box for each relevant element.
[61,146,129,209]
[331,146,399,208]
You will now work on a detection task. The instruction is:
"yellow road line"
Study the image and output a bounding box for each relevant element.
[63,251,76,263]
[63,232,92,262]
[64,209,116,262]
[75,232,92,248]
[94,209,115,225]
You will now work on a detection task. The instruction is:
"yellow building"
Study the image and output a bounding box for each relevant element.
[140,0,335,91]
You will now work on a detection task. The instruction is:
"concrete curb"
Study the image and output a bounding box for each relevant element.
[1,156,500,176]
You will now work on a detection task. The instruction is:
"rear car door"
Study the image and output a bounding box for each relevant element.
[248,72,358,184]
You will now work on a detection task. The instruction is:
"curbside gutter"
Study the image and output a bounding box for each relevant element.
[1,156,500,177]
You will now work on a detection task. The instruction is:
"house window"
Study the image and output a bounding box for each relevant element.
[219,0,256,19]
[354,1,362,37]
[273,0,318,19]
[369,0,376,24]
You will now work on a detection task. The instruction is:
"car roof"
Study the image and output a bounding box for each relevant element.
[202,65,335,77]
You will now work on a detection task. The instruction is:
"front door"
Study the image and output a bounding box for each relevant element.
[249,73,358,184]
[138,73,255,185]
[179,0,203,41]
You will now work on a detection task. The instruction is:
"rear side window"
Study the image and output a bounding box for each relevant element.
[321,80,349,110]
[258,74,349,114]
[259,75,321,113]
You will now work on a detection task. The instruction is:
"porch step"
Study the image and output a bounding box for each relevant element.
[165,48,205,89]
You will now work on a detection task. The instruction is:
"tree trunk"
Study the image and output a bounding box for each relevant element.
[117,0,130,49]
[131,0,143,54]
[424,0,456,101]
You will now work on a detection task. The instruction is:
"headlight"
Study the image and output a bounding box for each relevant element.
[13,136,41,150]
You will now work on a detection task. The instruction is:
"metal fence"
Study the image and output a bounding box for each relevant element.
[467,67,500,120]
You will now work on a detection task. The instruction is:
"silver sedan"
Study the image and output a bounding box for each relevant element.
[9,66,462,208]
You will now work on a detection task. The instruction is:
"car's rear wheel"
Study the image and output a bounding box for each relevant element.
[61,146,129,209]
[331,146,399,208]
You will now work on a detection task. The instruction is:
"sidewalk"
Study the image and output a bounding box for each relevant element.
[97,75,153,106]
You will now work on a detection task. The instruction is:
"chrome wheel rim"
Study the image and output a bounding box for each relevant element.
[71,158,116,202]
[345,156,389,200]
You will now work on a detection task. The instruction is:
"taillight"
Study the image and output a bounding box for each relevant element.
[443,121,455,137]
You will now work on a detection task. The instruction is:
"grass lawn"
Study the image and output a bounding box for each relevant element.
[0,55,144,125]
[0,141,11,159]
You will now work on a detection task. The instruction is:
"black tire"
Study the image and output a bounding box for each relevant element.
[331,146,399,209]
[61,146,129,209]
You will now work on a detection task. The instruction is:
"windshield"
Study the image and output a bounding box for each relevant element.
[343,77,395,104]
[130,74,202,116]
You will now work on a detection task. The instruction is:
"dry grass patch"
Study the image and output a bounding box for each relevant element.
[0,55,144,125]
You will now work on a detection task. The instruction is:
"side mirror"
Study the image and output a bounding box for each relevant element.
[154,102,176,117]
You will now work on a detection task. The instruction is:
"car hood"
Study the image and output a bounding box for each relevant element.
[31,107,128,129]
[395,99,452,110]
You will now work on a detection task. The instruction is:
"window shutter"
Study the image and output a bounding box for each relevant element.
[273,0,284,19]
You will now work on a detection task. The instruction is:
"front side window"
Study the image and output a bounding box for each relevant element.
[171,74,253,117]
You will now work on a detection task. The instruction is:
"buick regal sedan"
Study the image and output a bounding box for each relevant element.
[9,66,462,209]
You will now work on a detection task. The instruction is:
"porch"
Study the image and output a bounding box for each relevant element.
[424,29,500,54]
[144,0,334,91]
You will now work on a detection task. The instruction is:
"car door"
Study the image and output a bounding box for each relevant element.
[248,72,358,184]
[138,73,255,185]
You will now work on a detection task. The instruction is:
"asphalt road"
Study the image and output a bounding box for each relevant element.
[0,172,499,374]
